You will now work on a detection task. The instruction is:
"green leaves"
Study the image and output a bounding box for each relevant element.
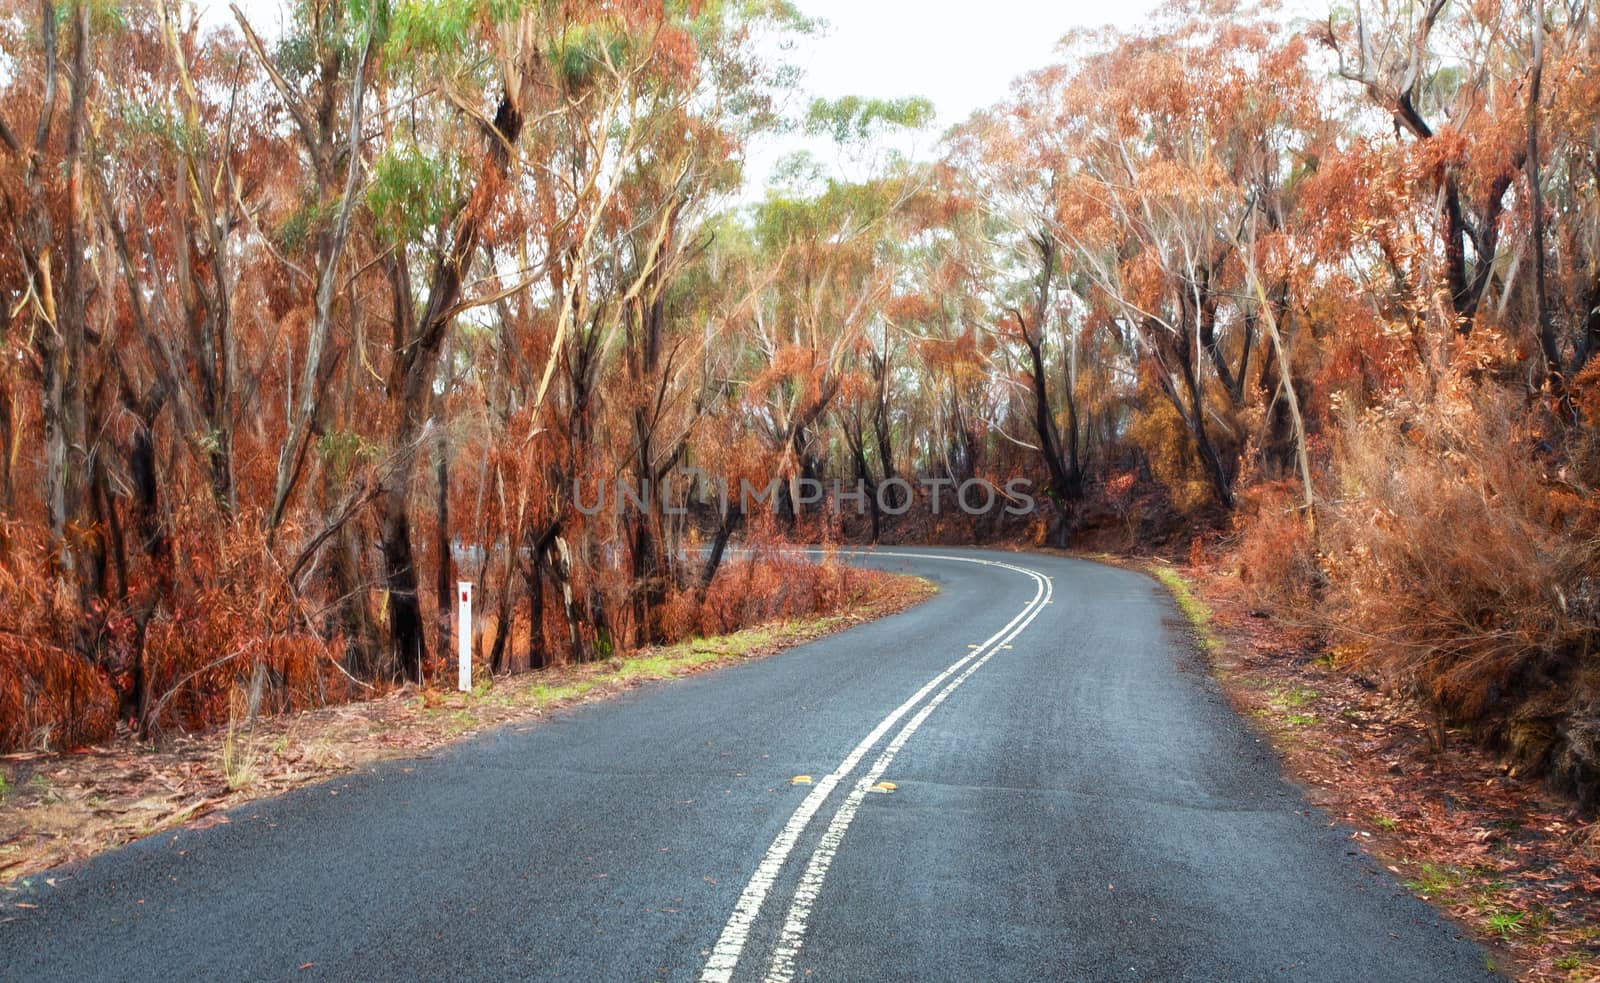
[386,0,469,57]
[316,429,380,479]
[274,0,389,77]
[274,194,340,255]
[53,0,126,35]
[366,144,465,244]
[548,21,632,89]
[114,101,203,157]
[804,95,935,145]
[385,0,518,58]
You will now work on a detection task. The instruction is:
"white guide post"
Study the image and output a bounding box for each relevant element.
[457,581,473,693]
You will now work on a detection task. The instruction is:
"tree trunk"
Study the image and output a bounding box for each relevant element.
[0,371,12,558]
[434,428,452,666]
[36,2,99,618]
[488,568,514,675]
[1174,346,1234,510]
[1524,12,1562,401]
[698,507,740,604]
[1016,234,1082,540]
[1021,324,1080,507]
[268,17,373,531]
[847,426,881,543]
[433,329,456,665]
[378,93,524,684]
[380,488,427,683]
[871,352,898,511]
[525,557,546,672]
[1246,270,1315,528]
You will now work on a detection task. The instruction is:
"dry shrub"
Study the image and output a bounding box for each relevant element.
[142,625,345,736]
[688,547,877,639]
[1124,382,1223,514]
[1321,376,1600,802]
[0,521,119,748]
[0,637,119,750]
[135,507,353,735]
[1234,481,1321,612]
[0,506,353,750]
[654,587,703,643]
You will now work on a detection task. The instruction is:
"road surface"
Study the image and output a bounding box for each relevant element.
[0,548,1497,981]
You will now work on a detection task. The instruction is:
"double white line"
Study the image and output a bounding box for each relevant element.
[700,551,1054,983]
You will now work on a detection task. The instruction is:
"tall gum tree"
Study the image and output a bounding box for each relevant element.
[948,71,1093,540]
[1047,9,1328,511]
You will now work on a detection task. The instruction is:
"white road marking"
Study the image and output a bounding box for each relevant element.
[762,565,1055,982]
[700,550,1051,983]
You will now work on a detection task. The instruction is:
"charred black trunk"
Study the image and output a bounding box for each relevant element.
[1174,340,1234,510]
[434,422,452,666]
[380,494,427,683]
[525,558,546,672]
[488,572,514,675]
[698,506,742,603]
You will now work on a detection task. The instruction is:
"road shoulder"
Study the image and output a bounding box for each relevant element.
[1147,559,1599,983]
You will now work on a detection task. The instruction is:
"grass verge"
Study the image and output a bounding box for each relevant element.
[1147,561,1223,655]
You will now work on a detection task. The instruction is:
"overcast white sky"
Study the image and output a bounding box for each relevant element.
[774,1,1164,130]
[746,0,1164,192]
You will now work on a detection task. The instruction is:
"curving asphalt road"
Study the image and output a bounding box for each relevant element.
[1,548,1497,982]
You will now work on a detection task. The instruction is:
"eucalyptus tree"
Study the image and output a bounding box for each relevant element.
[1052,10,1327,510]
[735,97,933,523]
[946,68,1091,541]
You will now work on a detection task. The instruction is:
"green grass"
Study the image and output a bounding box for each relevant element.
[1403,862,1470,897]
[1269,685,1319,709]
[425,621,795,719]
[220,716,259,792]
[1373,814,1400,832]
[0,769,8,802]
[394,582,933,752]
[1486,911,1524,939]
[505,621,817,705]
[445,604,916,724]
[1148,563,1222,656]
[617,655,676,681]
[1396,862,1563,950]
[525,681,597,706]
